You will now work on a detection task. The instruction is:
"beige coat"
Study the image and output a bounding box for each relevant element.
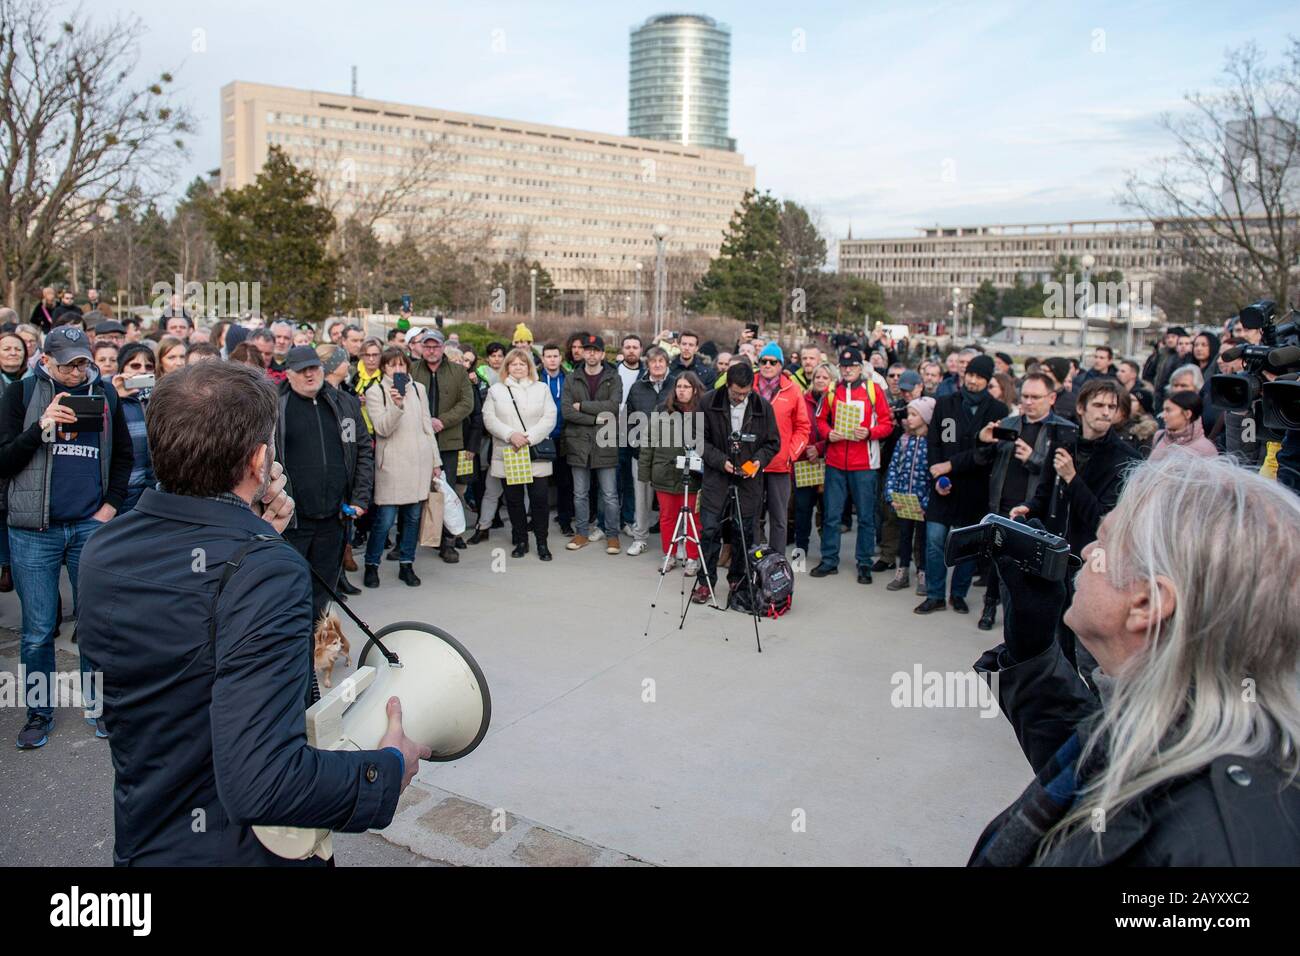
[364,375,443,505]
[483,376,557,478]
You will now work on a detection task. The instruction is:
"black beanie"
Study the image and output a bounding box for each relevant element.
[966,354,995,381]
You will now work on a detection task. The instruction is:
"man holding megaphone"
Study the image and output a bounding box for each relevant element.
[77,361,429,866]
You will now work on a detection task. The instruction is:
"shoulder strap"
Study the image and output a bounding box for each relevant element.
[506,381,529,432]
[209,533,279,648]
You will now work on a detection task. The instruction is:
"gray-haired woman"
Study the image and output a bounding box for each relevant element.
[972,452,1300,865]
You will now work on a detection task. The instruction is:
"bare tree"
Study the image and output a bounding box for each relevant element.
[1122,40,1300,308]
[0,0,193,309]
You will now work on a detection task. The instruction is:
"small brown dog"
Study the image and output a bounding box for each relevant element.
[313,613,351,689]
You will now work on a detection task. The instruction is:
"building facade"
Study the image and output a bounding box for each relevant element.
[628,14,734,152]
[220,81,754,311]
[837,219,1176,296]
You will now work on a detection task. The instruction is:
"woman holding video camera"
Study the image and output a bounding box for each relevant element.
[972,452,1300,865]
[362,346,440,588]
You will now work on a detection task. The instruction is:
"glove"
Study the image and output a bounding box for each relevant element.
[994,518,1067,663]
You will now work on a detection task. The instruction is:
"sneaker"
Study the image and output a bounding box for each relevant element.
[626,540,647,556]
[809,563,838,578]
[86,716,109,738]
[683,559,700,577]
[17,715,53,749]
[566,535,590,551]
[660,557,677,572]
[606,536,621,555]
[915,571,927,596]
[886,568,910,591]
[621,523,636,538]
[914,598,947,615]
[587,526,606,542]
[691,583,712,604]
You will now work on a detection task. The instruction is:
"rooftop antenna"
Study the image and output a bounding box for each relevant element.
[351,65,358,97]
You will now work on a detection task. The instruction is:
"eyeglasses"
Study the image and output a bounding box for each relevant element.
[887,372,901,379]
[57,359,91,372]
[758,358,781,366]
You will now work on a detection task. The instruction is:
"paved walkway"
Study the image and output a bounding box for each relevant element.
[1,521,1031,866]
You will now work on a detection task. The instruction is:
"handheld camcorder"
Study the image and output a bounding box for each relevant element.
[675,451,704,474]
[944,514,1074,582]
[1210,300,1300,431]
[727,431,759,477]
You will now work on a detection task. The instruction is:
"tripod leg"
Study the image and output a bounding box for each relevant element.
[728,484,763,653]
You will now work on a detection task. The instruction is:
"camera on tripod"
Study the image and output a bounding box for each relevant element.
[944,514,1074,582]
[675,451,704,474]
[1210,300,1300,431]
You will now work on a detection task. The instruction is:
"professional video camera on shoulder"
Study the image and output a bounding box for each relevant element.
[1211,299,1300,430]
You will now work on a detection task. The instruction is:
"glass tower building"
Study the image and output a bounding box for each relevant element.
[628,14,734,152]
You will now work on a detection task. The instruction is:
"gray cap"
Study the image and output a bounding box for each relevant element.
[285,345,322,371]
[43,326,94,364]
[898,370,922,392]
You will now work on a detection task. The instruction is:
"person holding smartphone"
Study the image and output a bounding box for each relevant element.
[0,326,133,749]
[111,343,158,513]
[362,347,440,587]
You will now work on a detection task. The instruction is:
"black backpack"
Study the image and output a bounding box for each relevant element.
[732,546,794,618]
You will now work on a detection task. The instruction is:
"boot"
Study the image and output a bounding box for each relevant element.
[398,563,422,587]
[0,565,11,593]
[468,528,490,545]
[343,543,358,573]
[511,541,529,558]
[537,541,553,561]
[439,542,460,564]
[886,568,910,591]
[363,566,380,588]
[337,573,361,596]
[978,600,998,631]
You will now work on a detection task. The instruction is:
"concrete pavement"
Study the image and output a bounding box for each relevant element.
[0,518,1031,866]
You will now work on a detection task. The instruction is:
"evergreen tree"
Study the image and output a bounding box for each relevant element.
[689,189,783,325]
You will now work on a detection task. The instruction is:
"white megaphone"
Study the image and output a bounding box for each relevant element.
[254,621,491,861]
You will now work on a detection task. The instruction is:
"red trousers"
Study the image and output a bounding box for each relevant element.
[655,490,699,560]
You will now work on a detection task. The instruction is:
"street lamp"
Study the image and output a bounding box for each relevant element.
[967,301,975,341]
[951,287,961,342]
[1080,253,1095,359]
[1193,297,1202,326]
[530,268,537,322]
[652,223,669,339]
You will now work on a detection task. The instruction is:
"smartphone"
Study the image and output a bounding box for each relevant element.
[401,294,413,313]
[63,395,105,432]
[124,374,155,390]
[1050,420,1079,456]
[992,425,1020,442]
[392,372,410,395]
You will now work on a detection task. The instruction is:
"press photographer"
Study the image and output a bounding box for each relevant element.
[76,361,427,866]
[969,454,1300,865]
[691,361,780,608]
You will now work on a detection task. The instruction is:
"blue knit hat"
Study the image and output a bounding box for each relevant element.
[759,341,784,365]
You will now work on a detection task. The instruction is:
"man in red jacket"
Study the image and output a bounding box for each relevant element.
[810,346,895,583]
[754,343,810,554]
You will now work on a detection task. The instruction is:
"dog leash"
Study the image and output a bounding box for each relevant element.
[308,565,402,667]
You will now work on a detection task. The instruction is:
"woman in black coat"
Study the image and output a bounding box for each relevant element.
[971,454,1300,865]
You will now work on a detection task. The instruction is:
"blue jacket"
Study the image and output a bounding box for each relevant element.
[541,368,565,439]
[885,433,930,513]
[76,489,402,866]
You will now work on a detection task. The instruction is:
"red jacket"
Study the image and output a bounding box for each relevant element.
[818,377,894,470]
[804,390,829,459]
[761,373,811,473]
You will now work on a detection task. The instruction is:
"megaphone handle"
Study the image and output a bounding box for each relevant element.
[308,565,401,666]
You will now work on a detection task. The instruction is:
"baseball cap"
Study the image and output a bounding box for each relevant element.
[285,345,322,372]
[43,326,94,365]
[93,320,126,335]
[838,346,863,366]
[582,334,605,351]
[898,369,922,392]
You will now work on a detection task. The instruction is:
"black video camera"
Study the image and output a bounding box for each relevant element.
[727,431,757,474]
[944,514,1074,582]
[1211,300,1300,430]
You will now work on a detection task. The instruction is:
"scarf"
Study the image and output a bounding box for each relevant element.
[756,372,780,402]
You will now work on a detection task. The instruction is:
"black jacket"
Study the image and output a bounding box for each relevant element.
[626,375,673,460]
[1024,427,1139,555]
[668,355,716,389]
[973,641,1300,865]
[986,412,1070,514]
[926,388,1008,527]
[698,387,780,517]
[274,381,374,514]
[76,490,402,865]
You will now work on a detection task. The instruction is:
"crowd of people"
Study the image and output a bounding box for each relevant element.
[1,289,1297,754]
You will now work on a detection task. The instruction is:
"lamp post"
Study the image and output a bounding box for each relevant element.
[652,224,669,339]
[1193,297,1202,327]
[951,286,961,342]
[1079,254,1095,360]
[634,261,643,325]
[530,268,537,322]
[967,301,975,341]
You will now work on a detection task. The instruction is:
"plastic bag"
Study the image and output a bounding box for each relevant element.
[436,472,466,535]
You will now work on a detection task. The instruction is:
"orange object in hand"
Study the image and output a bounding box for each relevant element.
[740,459,760,478]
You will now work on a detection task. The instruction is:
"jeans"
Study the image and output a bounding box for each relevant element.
[572,466,618,536]
[365,502,422,566]
[9,519,101,721]
[0,511,9,566]
[818,467,878,570]
[925,520,976,601]
[617,446,637,528]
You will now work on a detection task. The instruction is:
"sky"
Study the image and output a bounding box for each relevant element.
[101,0,1298,259]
